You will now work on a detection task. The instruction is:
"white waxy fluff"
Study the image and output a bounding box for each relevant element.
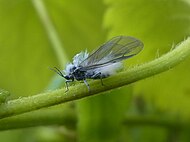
[64,50,123,76]
[64,63,74,75]
[73,50,89,66]
[64,51,89,75]
[94,62,123,76]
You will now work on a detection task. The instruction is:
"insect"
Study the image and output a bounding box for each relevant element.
[51,36,144,92]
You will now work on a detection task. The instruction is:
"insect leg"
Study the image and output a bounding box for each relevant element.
[97,72,104,86]
[100,75,104,86]
[92,72,104,86]
[83,79,90,91]
[65,80,73,92]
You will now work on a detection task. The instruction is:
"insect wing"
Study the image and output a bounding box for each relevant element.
[79,36,143,71]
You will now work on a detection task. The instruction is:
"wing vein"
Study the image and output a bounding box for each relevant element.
[79,36,143,71]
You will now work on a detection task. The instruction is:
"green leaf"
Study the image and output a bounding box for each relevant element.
[0,0,58,97]
[104,0,190,117]
[44,0,107,57]
[104,0,190,141]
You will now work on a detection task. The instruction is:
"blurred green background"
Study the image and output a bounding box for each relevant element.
[0,0,190,141]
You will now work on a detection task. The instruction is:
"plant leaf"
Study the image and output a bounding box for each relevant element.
[104,0,190,117]
[0,0,58,97]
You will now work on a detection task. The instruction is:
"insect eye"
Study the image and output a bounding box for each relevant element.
[64,75,70,80]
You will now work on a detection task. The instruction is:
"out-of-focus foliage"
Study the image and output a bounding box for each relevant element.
[104,0,190,117]
[104,0,190,141]
[0,0,190,142]
[45,0,107,58]
[0,0,57,97]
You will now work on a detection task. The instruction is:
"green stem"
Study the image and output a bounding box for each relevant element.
[0,104,76,130]
[0,112,188,131]
[0,89,10,104]
[0,37,190,119]
[32,0,68,67]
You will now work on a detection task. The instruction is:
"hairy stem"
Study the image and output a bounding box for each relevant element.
[0,37,190,119]
[0,89,10,104]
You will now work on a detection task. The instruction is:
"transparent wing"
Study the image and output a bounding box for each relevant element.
[79,36,143,71]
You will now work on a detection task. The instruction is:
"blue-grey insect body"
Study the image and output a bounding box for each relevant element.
[51,36,144,92]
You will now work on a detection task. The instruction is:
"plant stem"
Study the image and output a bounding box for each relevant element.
[0,37,190,119]
[0,112,188,130]
[0,104,76,130]
[32,0,68,67]
[0,89,10,104]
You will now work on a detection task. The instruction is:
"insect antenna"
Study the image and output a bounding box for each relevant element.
[49,67,64,77]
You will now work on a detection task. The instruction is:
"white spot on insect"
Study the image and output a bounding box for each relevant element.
[73,50,89,66]
[64,63,75,76]
[64,51,89,76]
[94,62,123,76]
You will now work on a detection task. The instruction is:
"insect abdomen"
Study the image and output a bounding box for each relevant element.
[85,71,109,79]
